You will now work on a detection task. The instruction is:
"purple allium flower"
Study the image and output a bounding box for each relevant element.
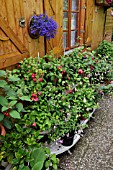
[30,14,58,40]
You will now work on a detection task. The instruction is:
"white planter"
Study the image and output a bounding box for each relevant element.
[47,134,80,155]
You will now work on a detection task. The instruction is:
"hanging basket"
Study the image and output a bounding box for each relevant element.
[28,15,40,39]
[95,0,110,6]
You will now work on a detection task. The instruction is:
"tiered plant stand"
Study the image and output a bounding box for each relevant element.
[47,134,80,155]
[47,109,96,155]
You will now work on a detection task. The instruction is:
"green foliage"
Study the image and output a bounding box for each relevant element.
[0,40,113,170]
[95,40,113,57]
[0,70,31,129]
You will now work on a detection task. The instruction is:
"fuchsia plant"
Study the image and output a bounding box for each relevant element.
[106,0,112,4]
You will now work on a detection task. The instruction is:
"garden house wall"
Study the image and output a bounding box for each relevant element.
[0,0,112,69]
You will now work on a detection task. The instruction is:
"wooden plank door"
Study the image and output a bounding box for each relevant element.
[0,14,29,69]
[44,0,64,56]
[0,0,45,69]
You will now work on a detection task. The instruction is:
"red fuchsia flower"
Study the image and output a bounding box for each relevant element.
[32,93,37,97]
[32,73,36,78]
[3,112,9,117]
[106,0,112,4]
[39,77,43,82]
[92,57,95,60]
[78,69,84,74]
[58,66,62,70]
[24,78,26,81]
[33,97,38,101]
[31,93,38,101]
[18,64,21,68]
[69,90,73,93]
[90,65,94,70]
[38,91,42,95]
[32,122,36,127]
[33,78,37,82]
[83,55,87,59]
[61,70,66,75]
[31,97,38,101]
[96,60,98,63]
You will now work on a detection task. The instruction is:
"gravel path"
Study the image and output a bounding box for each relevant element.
[58,95,113,170]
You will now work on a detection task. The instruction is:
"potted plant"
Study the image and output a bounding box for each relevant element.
[28,14,58,39]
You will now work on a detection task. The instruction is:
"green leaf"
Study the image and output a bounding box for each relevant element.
[6,90,17,97]
[32,162,44,170]
[19,96,31,101]
[0,70,6,77]
[9,110,21,119]
[8,76,20,82]
[45,160,50,169]
[15,124,22,132]
[0,96,8,106]
[53,164,58,170]
[0,80,7,87]
[16,103,23,112]
[3,118,12,129]
[2,106,8,112]
[0,113,4,121]
[30,148,46,170]
[20,167,30,170]
[9,101,17,107]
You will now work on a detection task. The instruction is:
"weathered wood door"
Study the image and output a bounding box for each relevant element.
[44,0,64,56]
[104,8,113,42]
[0,14,29,69]
[0,0,44,69]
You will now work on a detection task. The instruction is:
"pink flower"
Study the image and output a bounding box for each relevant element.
[24,78,26,81]
[83,55,87,59]
[31,97,38,101]
[33,78,37,82]
[90,65,94,70]
[32,73,36,78]
[78,69,84,74]
[61,70,66,75]
[31,93,38,101]
[32,122,36,126]
[39,78,43,82]
[32,93,37,97]
[38,91,42,95]
[69,90,73,93]
[106,0,112,4]
[18,64,21,68]
[58,66,62,70]
[33,97,38,101]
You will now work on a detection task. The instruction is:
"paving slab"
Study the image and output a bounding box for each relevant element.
[58,95,113,170]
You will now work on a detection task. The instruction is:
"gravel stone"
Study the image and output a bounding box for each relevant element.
[58,95,113,170]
